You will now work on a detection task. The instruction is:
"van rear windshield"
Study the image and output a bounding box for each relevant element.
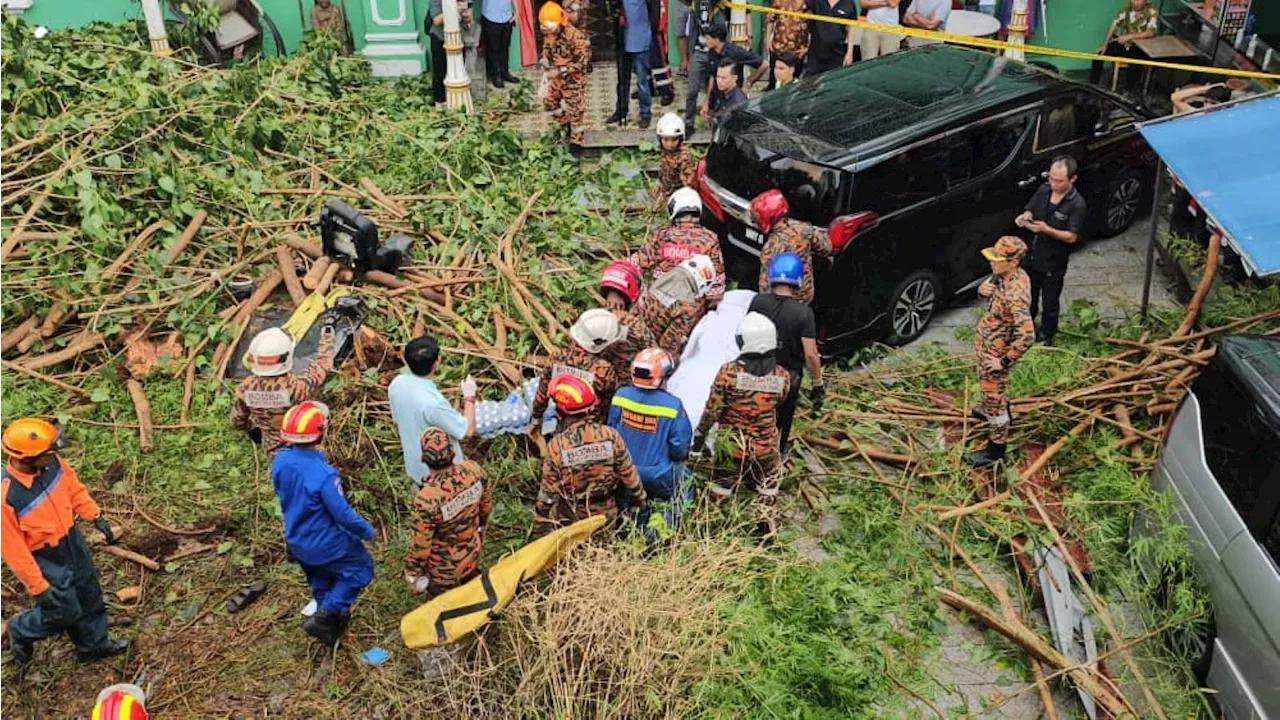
[706,117,843,225]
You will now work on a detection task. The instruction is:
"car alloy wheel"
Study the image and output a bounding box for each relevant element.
[892,276,937,342]
[1106,175,1142,234]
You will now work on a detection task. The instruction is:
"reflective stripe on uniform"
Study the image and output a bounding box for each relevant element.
[9,464,62,519]
[610,395,678,419]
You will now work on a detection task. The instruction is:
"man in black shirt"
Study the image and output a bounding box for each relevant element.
[701,23,766,91]
[748,252,824,458]
[806,0,856,76]
[682,6,730,137]
[1014,155,1087,345]
[704,59,749,122]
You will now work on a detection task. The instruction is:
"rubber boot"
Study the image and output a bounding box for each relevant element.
[968,441,1006,468]
[77,637,130,663]
[303,610,346,645]
[8,633,33,664]
[568,143,584,159]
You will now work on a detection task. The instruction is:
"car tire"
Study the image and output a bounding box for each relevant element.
[1097,168,1147,238]
[884,270,941,345]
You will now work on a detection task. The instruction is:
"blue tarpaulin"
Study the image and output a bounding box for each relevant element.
[1138,92,1280,277]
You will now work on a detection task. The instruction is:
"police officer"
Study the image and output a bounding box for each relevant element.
[535,375,647,533]
[231,325,335,453]
[970,236,1036,468]
[3,419,130,664]
[531,308,627,429]
[752,189,851,305]
[272,401,376,645]
[599,260,656,380]
[693,312,791,538]
[631,187,725,307]
[637,254,717,358]
[1014,155,1087,345]
[749,252,824,459]
[608,348,693,514]
[405,428,492,598]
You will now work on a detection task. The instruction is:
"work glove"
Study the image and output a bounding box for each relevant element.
[689,436,706,460]
[36,583,68,614]
[462,375,477,401]
[94,517,118,545]
[404,571,430,595]
[810,384,826,414]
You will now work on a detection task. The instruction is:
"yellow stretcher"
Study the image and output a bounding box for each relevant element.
[400,515,608,649]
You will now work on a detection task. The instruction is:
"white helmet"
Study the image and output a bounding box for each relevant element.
[247,327,294,377]
[680,254,716,294]
[667,187,702,222]
[570,308,626,354]
[656,112,685,139]
[736,312,778,355]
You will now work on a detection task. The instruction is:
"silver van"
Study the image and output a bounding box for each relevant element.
[1139,334,1280,718]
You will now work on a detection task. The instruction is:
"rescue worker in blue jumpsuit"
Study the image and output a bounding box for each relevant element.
[271,401,375,646]
[607,347,694,530]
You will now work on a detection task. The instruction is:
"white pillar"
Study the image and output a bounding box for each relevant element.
[1003,0,1028,61]
[441,0,474,113]
[139,0,172,56]
[730,5,749,48]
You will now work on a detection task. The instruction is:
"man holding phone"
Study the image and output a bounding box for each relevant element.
[1014,155,1086,345]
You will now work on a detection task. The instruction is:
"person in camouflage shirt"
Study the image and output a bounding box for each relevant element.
[232,326,335,453]
[752,189,838,305]
[631,187,726,307]
[599,260,657,380]
[969,236,1035,468]
[541,3,591,155]
[654,114,696,198]
[764,0,809,87]
[637,255,716,358]
[531,309,625,427]
[693,312,790,536]
[534,375,647,533]
[405,428,492,598]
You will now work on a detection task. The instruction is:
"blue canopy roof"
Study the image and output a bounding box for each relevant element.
[1139,92,1280,277]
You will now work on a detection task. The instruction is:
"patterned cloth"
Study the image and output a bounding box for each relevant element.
[534,418,646,532]
[695,359,791,461]
[631,218,726,304]
[757,217,834,304]
[1113,4,1157,42]
[767,0,810,55]
[231,344,333,453]
[531,343,619,424]
[542,25,591,144]
[636,271,706,358]
[406,460,492,597]
[605,307,657,380]
[474,377,541,438]
[657,146,698,197]
[974,269,1034,444]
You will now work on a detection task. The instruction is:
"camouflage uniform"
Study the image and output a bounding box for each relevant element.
[406,459,492,598]
[636,281,704,359]
[531,344,619,424]
[974,269,1035,444]
[696,359,791,476]
[231,338,334,453]
[543,24,591,145]
[534,417,646,533]
[631,218,726,305]
[757,217,834,304]
[657,146,697,198]
[605,307,656,380]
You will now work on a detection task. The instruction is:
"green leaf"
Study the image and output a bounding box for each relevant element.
[90,387,111,403]
[158,175,177,194]
[164,561,179,573]
[216,541,233,555]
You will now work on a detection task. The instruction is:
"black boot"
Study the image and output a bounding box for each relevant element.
[604,111,627,126]
[568,143,584,159]
[501,70,520,83]
[659,90,675,106]
[638,115,652,129]
[968,441,1006,468]
[490,75,505,89]
[8,633,33,664]
[77,637,130,663]
[303,610,346,645]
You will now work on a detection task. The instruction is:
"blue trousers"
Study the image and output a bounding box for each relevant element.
[8,527,111,654]
[297,543,374,615]
[617,49,653,118]
[640,464,695,529]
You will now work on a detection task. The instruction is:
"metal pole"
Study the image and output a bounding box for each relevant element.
[1140,160,1165,320]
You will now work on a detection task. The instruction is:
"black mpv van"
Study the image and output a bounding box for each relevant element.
[697,46,1156,356]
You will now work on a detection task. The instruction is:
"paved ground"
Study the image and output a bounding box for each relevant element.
[908,217,1179,354]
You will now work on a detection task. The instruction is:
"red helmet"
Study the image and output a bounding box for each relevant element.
[549,374,598,416]
[280,401,329,444]
[600,260,642,307]
[630,348,674,389]
[749,189,788,233]
[93,684,149,720]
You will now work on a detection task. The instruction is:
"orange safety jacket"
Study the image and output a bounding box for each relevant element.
[1,458,101,596]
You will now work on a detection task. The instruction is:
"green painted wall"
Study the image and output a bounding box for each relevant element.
[1026,0,1116,70]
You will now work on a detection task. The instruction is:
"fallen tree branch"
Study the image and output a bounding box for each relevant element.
[17,332,103,372]
[275,245,307,304]
[1174,232,1221,338]
[135,504,217,536]
[936,490,1011,522]
[1,316,40,355]
[100,545,161,571]
[125,379,154,450]
[0,359,88,396]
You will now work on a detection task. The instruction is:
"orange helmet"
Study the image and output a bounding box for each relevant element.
[539,2,566,27]
[280,401,329,444]
[549,374,598,415]
[93,683,149,720]
[630,348,674,389]
[2,418,62,459]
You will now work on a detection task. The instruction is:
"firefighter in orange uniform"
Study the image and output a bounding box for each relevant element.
[599,259,656,379]
[630,187,725,307]
[231,325,335,453]
[540,2,592,156]
[2,418,130,664]
[530,308,627,428]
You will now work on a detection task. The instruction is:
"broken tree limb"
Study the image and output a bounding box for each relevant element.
[276,246,306,304]
[800,434,919,467]
[125,379,154,451]
[100,219,167,285]
[1158,307,1280,346]
[302,255,332,289]
[121,209,209,294]
[364,269,445,304]
[500,190,543,265]
[315,261,341,295]
[180,358,196,425]
[38,302,70,338]
[1017,418,1094,483]
[17,332,103,372]
[492,254,556,352]
[229,269,283,329]
[359,176,408,218]
[1030,660,1061,720]
[1174,232,1222,338]
[936,490,1012,522]
[99,545,161,571]
[0,359,88,396]
[0,185,50,263]
[0,315,39,355]
[135,504,216,536]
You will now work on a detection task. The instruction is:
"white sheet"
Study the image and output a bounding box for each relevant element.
[667,289,756,430]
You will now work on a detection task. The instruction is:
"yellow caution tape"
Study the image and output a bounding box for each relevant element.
[725,2,1280,81]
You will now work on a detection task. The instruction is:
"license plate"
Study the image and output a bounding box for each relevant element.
[730,227,765,248]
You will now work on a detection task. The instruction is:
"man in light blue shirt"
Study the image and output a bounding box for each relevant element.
[481,0,519,88]
[388,336,477,487]
[605,0,656,128]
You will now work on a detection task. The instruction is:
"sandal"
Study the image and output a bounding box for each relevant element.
[226,580,266,614]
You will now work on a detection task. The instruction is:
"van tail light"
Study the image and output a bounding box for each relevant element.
[828,211,879,252]
[695,159,725,222]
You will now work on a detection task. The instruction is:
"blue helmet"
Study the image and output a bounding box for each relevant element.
[766,252,804,287]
